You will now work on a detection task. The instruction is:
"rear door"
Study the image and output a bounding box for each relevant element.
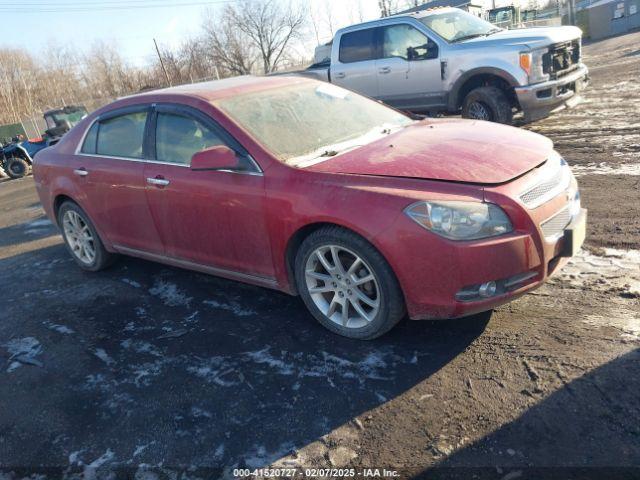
[331,27,380,98]
[143,104,274,278]
[76,106,163,254]
[376,23,444,109]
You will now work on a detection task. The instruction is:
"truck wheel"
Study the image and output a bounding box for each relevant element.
[462,86,513,124]
[5,156,29,179]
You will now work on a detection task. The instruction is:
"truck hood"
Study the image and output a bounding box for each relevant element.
[464,26,582,49]
[304,119,553,184]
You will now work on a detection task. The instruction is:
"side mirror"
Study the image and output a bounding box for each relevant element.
[191,145,240,171]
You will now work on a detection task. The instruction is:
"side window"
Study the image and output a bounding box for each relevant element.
[96,111,147,159]
[339,28,376,63]
[382,24,438,61]
[80,121,98,154]
[155,112,223,165]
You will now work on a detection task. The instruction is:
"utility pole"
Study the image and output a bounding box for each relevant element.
[153,38,173,87]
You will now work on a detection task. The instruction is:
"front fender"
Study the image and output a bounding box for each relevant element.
[447,63,526,110]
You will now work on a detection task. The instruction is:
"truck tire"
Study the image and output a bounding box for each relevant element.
[5,156,29,179]
[462,86,513,125]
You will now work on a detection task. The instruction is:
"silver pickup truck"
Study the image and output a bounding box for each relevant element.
[297,8,589,124]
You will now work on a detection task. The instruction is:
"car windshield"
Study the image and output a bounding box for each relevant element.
[215,82,413,166]
[419,10,501,42]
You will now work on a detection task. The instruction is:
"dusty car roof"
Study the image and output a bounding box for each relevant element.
[129,75,309,103]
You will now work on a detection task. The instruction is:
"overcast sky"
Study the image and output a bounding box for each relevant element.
[1,0,381,66]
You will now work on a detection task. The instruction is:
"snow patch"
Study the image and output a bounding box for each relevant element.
[93,348,115,366]
[26,218,52,227]
[44,321,75,334]
[122,278,142,288]
[191,406,213,418]
[4,337,42,372]
[571,162,640,177]
[149,280,192,307]
[203,299,256,317]
[121,339,162,357]
[245,348,295,375]
[553,248,640,298]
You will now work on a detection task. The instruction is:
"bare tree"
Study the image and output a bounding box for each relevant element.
[224,0,307,74]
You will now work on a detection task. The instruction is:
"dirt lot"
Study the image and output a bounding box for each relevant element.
[0,32,639,480]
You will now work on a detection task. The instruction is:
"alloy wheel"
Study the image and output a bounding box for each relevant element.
[63,210,96,265]
[305,245,380,329]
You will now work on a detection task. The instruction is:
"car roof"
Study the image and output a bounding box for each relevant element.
[124,75,310,103]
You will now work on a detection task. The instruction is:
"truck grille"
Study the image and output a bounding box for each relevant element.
[542,40,581,79]
[541,207,572,240]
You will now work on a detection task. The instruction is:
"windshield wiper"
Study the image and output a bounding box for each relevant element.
[486,28,502,35]
[452,33,486,43]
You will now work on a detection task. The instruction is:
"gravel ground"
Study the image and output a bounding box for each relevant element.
[0,31,639,480]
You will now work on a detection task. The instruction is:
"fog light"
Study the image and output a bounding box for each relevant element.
[478,281,497,298]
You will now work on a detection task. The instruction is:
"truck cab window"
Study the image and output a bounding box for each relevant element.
[382,24,437,61]
[339,28,377,63]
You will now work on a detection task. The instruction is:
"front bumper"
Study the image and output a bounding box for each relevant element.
[374,193,586,321]
[515,64,589,122]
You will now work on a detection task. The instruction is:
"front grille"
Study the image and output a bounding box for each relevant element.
[542,39,581,79]
[520,161,569,208]
[541,207,572,239]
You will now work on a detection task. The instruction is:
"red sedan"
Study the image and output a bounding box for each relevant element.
[33,76,586,339]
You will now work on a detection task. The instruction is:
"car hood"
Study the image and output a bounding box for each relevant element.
[304,119,553,185]
[464,26,582,49]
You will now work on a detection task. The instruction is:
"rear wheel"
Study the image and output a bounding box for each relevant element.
[5,156,28,179]
[295,226,405,340]
[57,201,116,271]
[462,86,513,124]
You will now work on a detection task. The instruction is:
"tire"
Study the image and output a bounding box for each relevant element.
[57,201,116,272]
[5,156,29,179]
[461,86,513,125]
[294,226,405,340]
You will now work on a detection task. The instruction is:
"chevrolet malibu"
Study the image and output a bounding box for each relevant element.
[33,76,586,339]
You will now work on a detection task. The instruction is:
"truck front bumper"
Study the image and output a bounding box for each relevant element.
[515,64,589,122]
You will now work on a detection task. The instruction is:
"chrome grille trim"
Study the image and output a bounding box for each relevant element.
[541,206,572,241]
[520,162,571,208]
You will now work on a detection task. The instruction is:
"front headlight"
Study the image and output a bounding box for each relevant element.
[521,48,548,84]
[405,201,513,241]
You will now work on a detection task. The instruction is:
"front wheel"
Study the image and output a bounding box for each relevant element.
[5,156,29,179]
[461,86,513,124]
[295,226,405,340]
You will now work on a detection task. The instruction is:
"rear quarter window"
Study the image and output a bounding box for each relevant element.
[80,122,98,154]
[339,28,377,63]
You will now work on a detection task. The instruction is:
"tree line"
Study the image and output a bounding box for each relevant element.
[0,0,428,127]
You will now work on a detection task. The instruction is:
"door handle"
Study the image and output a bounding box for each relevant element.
[378,67,391,74]
[335,72,346,79]
[73,168,88,177]
[147,177,170,187]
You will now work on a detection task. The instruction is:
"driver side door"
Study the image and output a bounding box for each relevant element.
[375,23,444,110]
[143,104,274,279]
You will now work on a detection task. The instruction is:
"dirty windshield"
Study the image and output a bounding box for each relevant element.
[419,10,501,42]
[215,82,413,165]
